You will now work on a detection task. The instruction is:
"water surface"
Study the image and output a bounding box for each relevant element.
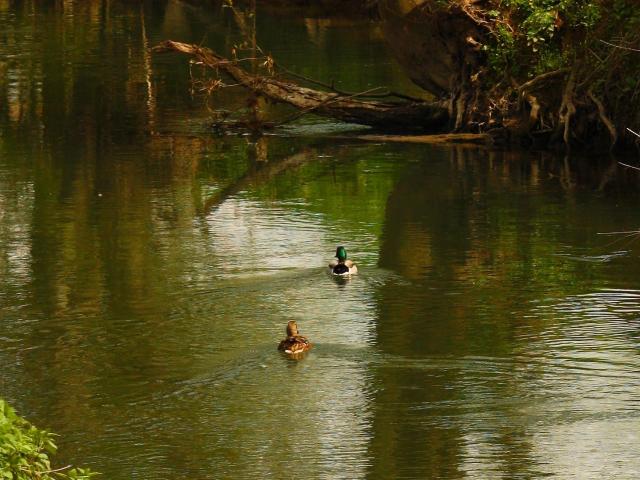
[1,2,640,479]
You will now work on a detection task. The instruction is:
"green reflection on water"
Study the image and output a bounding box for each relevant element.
[1,2,640,480]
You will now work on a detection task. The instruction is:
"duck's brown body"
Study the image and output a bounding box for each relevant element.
[278,335,311,354]
[278,321,312,354]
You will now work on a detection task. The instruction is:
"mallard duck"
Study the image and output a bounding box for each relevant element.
[278,321,312,354]
[328,246,358,275]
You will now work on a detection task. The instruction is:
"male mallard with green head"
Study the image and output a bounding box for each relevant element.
[278,321,312,354]
[328,246,358,275]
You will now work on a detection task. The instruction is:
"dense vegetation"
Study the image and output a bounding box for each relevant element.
[485,0,640,143]
[380,0,640,147]
[0,400,97,480]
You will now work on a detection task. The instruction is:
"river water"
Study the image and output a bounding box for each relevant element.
[1,2,640,479]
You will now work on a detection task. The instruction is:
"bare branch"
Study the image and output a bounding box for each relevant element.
[599,39,640,52]
[618,162,640,172]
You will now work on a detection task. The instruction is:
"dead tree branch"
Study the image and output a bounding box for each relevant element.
[152,40,449,131]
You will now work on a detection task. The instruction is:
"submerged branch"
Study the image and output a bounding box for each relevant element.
[354,133,492,146]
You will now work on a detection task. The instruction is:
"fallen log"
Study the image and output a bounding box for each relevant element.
[152,40,450,132]
[355,133,492,146]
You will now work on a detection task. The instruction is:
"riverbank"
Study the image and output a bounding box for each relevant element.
[217,0,640,151]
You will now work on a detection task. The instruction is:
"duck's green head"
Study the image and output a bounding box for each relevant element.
[335,246,347,262]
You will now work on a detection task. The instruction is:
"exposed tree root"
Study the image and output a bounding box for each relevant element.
[525,94,541,129]
[517,68,569,97]
[588,90,617,148]
[558,71,577,147]
[454,91,467,131]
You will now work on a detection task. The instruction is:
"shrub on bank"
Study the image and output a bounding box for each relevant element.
[0,399,97,480]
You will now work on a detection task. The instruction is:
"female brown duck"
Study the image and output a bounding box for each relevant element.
[278,321,312,354]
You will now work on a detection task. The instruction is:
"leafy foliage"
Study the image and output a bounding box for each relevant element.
[0,399,98,480]
[476,0,640,141]
[485,0,596,74]
[485,0,639,78]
